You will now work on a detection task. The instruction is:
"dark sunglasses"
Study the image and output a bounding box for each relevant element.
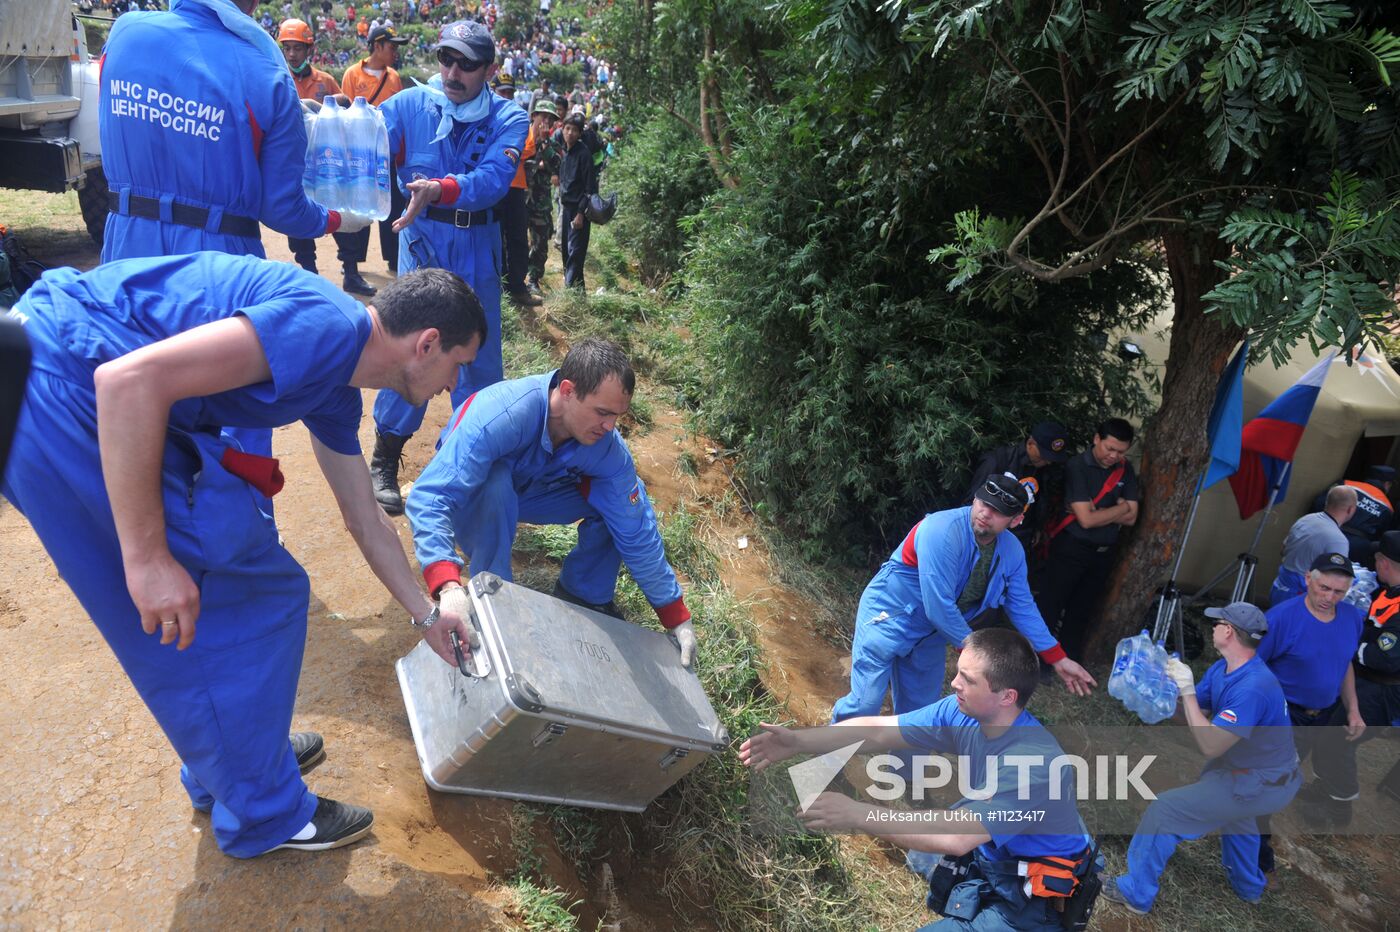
[437,49,486,72]
[981,480,1023,513]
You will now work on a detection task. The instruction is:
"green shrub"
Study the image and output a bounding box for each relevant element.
[682,96,1160,561]
[607,113,717,286]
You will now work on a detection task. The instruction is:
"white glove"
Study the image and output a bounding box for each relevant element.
[1165,658,1195,693]
[669,620,697,668]
[439,585,471,626]
[336,210,373,233]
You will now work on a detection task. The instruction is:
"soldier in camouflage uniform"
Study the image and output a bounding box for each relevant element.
[524,99,561,295]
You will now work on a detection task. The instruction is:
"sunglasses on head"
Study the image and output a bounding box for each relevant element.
[438,49,486,72]
[981,480,1023,512]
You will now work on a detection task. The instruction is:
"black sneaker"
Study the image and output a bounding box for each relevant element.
[292,732,325,774]
[551,579,623,619]
[271,796,374,852]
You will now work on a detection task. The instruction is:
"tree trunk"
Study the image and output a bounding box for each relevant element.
[1086,231,1244,665]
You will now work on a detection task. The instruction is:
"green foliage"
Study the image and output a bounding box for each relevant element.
[879,0,1400,364]
[681,94,1159,555]
[539,62,584,91]
[494,0,538,45]
[608,113,718,285]
[508,879,583,932]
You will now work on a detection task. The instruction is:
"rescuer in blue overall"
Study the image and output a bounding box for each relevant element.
[742,628,1099,931]
[98,0,372,500]
[406,338,699,666]
[1103,602,1300,914]
[98,0,369,261]
[367,20,530,516]
[2,255,482,858]
[831,475,1097,723]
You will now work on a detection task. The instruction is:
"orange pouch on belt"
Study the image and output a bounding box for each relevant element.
[1020,857,1080,898]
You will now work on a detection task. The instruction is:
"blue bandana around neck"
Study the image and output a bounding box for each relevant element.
[422,78,492,143]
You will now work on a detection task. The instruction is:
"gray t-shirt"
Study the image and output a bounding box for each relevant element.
[1279,511,1349,576]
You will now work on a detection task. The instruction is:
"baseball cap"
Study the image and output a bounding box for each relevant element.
[1366,464,1396,484]
[1203,602,1268,640]
[494,72,515,88]
[1310,552,1355,576]
[531,98,559,117]
[368,24,408,45]
[1030,421,1070,463]
[436,20,495,65]
[1378,531,1400,564]
[975,473,1030,517]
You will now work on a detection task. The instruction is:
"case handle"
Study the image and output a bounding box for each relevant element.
[448,605,491,680]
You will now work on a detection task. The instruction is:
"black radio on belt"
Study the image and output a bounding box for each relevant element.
[0,316,31,476]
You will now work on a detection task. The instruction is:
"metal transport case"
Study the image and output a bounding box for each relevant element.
[396,572,729,812]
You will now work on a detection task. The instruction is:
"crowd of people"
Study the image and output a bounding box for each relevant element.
[10,0,1394,926]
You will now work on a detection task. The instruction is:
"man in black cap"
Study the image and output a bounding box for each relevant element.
[831,473,1097,722]
[1311,465,1396,568]
[1254,551,1366,867]
[1314,530,1400,814]
[364,18,529,515]
[965,420,1072,565]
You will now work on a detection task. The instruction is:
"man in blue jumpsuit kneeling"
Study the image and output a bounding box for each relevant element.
[831,475,1096,723]
[742,629,1099,930]
[368,19,530,516]
[406,337,699,666]
[1102,602,1300,913]
[3,255,483,858]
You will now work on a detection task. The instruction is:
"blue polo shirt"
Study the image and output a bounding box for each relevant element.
[1193,656,1297,774]
[1258,596,1364,709]
[898,696,1086,861]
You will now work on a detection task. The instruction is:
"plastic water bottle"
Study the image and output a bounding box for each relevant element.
[1109,631,1178,723]
[371,105,392,221]
[1144,641,1179,723]
[345,97,378,216]
[312,102,348,211]
[1344,566,1378,615]
[301,110,317,200]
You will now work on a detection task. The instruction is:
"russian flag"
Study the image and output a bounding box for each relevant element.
[1199,340,1249,492]
[1227,354,1335,518]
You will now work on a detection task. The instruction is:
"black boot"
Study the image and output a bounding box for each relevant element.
[343,263,376,296]
[370,432,409,515]
[552,578,623,619]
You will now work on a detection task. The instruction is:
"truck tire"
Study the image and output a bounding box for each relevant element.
[77,166,108,248]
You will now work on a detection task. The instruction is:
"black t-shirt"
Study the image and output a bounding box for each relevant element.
[1063,448,1138,546]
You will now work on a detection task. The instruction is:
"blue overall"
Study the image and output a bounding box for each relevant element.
[899,698,1091,931]
[832,508,1065,721]
[2,254,370,858]
[406,371,687,624]
[1114,656,1300,912]
[371,87,528,438]
[99,0,331,261]
[99,0,334,500]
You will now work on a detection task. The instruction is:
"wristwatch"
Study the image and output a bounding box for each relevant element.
[413,604,440,629]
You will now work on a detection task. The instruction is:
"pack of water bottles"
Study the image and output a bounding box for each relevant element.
[1344,564,1379,615]
[1107,630,1179,724]
[303,96,392,220]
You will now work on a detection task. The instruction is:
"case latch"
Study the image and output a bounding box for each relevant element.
[658,747,690,771]
[533,722,568,749]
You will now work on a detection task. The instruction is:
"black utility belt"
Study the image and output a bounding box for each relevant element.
[425,206,497,228]
[1288,700,1339,718]
[108,192,259,239]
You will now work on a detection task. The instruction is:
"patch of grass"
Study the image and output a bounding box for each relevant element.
[0,188,91,261]
[624,389,654,433]
[502,302,557,379]
[509,877,585,932]
[761,532,866,649]
[676,450,700,478]
[515,524,580,562]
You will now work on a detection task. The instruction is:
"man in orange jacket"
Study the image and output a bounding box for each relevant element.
[337,25,411,290]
